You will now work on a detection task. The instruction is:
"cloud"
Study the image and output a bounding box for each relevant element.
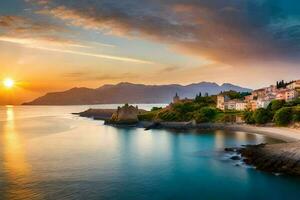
[63,71,136,81]
[0,36,154,64]
[30,46,155,64]
[30,0,300,66]
[160,65,181,73]
[0,15,65,36]
[0,14,153,64]
[0,15,81,46]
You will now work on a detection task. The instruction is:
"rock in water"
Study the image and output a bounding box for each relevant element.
[230,155,241,160]
[108,104,139,125]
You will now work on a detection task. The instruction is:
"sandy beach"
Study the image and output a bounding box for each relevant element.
[218,124,300,142]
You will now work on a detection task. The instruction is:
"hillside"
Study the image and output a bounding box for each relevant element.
[23,82,251,105]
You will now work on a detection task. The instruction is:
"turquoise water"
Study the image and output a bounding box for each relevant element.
[0,105,300,200]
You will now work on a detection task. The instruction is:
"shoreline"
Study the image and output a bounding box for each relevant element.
[74,107,300,142]
[136,122,300,142]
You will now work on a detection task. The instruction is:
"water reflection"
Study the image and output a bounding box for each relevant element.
[3,106,39,199]
[215,130,225,149]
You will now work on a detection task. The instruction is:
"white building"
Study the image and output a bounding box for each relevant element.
[257,99,271,109]
[226,100,237,110]
[235,102,248,111]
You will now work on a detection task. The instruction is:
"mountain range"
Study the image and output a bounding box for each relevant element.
[23,82,252,105]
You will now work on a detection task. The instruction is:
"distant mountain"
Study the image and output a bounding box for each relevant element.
[23,82,252,105]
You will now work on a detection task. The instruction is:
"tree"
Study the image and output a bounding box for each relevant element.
[253,108,270,124]
[285,98,300,107]
[292,106,300,122]
[194,107,217,123]
[274,107,292,126]
[157,109,181,121]
[151,107,162,111]
[243,110,255,124]
[195,92,202,101]
[172,102,195,114]
[219,90,248,100]
[267,100,285,113]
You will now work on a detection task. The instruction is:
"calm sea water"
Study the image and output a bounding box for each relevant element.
[0,105,300,200]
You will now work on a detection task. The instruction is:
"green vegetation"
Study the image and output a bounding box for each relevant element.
[138,110,160,121]
[138,93,243,123]
[243,110,255,124]
[267,100,285,114]
[220,90,251,100]
[243,98,300,126]
[274,107,292,126]
[194,107,218,123]
[151,107,162,111]
[253,108,270,124]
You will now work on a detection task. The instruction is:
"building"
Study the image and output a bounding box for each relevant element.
[249,100,258,110]
[217,95,230,110]
[217,94,248,111]
[236,101,248,111]
[285,89,298,101]
[264,93,276,101]
[244,95,253,102]
[287,80,300,91]
[173,93,180,103]
[226,100,237,110]
[275,90,286,100]
[252,88,266,99]
[265,85,277,94]
[257,99,271,109]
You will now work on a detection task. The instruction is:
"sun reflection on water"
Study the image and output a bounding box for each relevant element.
[3,106,40,199]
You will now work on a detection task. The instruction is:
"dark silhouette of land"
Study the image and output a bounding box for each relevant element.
[23,82,251,105]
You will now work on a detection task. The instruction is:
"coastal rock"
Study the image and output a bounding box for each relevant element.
[225,147,238,152]
[239,142,300,176]
[230,155,241,160]
[107,104,144,125]
[144,122,162,130]
[75,108,116,120]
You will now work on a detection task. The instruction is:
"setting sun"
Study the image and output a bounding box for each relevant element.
[3,78,15,89]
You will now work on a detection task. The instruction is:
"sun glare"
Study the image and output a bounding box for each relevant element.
[3,78,15,89]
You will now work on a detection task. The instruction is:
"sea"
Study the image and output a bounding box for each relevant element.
[0,105,300,200]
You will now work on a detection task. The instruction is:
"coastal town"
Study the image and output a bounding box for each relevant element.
[217,80,300,111]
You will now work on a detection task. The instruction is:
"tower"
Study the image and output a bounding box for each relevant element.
[173,93,180,103]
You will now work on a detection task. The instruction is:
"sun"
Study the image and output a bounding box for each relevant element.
[3,78,15,89]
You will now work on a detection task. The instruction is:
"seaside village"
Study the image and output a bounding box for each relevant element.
[217,80,300,111]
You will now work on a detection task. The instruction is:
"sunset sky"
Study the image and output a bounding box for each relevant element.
[1,0,300,104]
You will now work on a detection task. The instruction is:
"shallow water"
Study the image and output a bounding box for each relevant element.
[0,105,300,200]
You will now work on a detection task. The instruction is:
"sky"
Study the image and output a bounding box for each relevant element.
[0,0,300,104]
